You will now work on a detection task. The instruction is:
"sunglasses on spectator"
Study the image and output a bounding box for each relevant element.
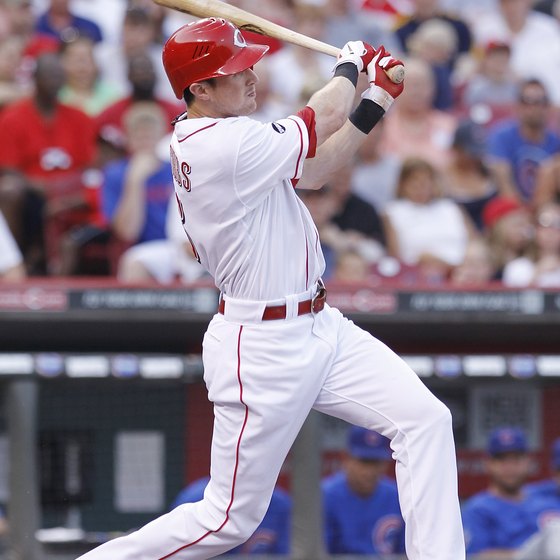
[537,215,560,229]
[519,96,549,106]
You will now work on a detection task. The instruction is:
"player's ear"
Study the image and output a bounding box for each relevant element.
[190,82,212,101]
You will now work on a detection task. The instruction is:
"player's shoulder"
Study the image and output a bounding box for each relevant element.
[463,490,499,513]
[525,478,558,497]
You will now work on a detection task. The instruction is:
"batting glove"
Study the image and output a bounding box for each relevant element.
[363,46,404,111]
[333,41,375,73]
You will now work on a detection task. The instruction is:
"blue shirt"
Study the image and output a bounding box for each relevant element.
[487,120,560,201]
[171,477,291,555]
[461,491,541,553]
[36,12,103,43]
[322,472,405,555]
[102,159,174,244]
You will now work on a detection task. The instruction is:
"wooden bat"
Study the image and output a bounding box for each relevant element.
[153,0,405,84]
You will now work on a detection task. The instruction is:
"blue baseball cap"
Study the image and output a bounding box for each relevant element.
[552,438,560,470]
[347,426,392,461]
[487,427,528,456]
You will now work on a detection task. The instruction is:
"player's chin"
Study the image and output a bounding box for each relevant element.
[240,98,258,116]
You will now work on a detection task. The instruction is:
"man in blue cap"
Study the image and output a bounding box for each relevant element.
[462,426,545,556]
[322,425,405,555]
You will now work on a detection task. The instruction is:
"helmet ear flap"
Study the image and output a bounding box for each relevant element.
[162,18,269,100]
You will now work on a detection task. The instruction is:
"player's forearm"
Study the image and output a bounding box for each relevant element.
[306,76,357,146]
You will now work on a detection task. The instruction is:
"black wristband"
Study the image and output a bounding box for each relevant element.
[333,62,358,87]
[349,98,385,134]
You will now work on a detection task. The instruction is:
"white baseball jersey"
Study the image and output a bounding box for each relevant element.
[169,113,324,301]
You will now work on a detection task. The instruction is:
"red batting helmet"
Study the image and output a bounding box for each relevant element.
[162,18,269,99]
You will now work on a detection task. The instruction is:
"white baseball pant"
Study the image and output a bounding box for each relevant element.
[77,302,465,560]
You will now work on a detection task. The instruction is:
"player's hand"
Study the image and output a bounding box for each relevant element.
[365,46,404,99]
[362,46,404,111]
[333,41,375,73]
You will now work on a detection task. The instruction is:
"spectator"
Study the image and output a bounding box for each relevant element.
[266,3,332,110]
[383,157,476,283]
[303,166,386,275]
[443,119,498,231]
[502,202,560,287]
[380,57,457,169]
[170,476,291,555]
[0,208,25,280]
[351,118,401,214]
[482,195,533,280]
[533,153,560,208]
[328,164,386,250]
[460,40,518,125]
[461,426,551,557]
[0,0,59,89]
[394,0,473,66]
[0,51,97,273]
[323,0,399,53]
[35,0,103,44]
[117,190,208,284]
[95,50,182,154]
[449,238,495,285]
[487,79,560,203]
[322,426,405,555]
[58,36,121,116]
[95,6,187,103]
[0,36,29,111]
[471,0,560,106]
[406,18,458,110]
[332,249,371,283]
[101,102,174,247]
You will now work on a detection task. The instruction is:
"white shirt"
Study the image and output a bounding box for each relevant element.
[0,211,22,274]
[385,198,468,266]
[170,114,323,301]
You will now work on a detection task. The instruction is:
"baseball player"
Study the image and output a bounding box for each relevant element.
[78,17,465,560]
[461,426,547,555]
[322,426,405,555]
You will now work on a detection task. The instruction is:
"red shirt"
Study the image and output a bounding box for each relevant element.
[0,98,95,185]
[0,98,101,225]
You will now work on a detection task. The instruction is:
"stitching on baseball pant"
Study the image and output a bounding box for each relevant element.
[159,325,248,559]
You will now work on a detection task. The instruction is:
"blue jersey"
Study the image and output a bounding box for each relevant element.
[487,120,560,201]
[322,472,405,555]
[171,477,291,555]
[525,479,560,502]
[461,491,541,553]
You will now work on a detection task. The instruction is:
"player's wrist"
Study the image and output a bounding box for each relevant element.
[362,85,395,112]
[333,62,358,87]
[349,96,385,134]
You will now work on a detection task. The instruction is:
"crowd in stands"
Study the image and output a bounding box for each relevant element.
[0,0,560,287]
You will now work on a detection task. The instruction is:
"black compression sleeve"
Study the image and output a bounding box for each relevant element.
[349,98,385,134]
[333,62,358,87]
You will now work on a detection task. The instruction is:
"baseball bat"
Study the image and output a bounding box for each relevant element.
[153,0,405,84]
